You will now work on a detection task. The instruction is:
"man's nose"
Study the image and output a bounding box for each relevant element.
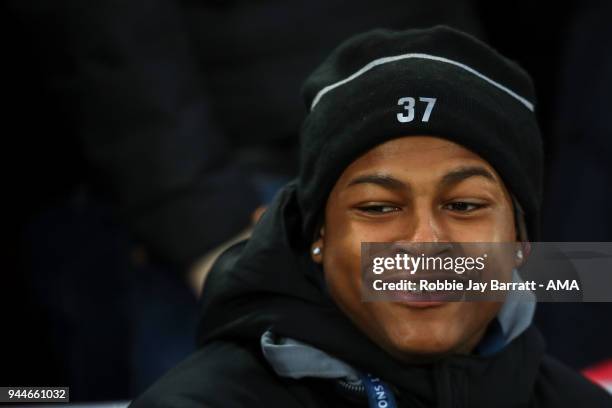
[396,209,454,257]
[408,208,441,243]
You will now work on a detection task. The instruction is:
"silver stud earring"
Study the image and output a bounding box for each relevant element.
[517,249,523,260]
[312,247,321,255]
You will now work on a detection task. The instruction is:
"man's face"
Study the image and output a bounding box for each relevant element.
[312,136,518,359]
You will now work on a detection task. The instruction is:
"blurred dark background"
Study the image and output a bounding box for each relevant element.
[2,0,611,402]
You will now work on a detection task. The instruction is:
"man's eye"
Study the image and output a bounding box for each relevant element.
[443,202,485,212]
[358,205,400,214]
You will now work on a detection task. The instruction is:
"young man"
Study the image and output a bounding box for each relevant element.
[131,26,612,407]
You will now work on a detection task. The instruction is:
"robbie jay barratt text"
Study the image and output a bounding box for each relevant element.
[371,279,581,292]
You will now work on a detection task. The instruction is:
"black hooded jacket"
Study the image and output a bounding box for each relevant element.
[130,183,612,407]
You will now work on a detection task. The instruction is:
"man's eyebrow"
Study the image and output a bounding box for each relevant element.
[346,174,407,190]
[439,166,496,187]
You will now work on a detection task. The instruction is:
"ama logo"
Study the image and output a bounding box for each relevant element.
[546,280,580,291]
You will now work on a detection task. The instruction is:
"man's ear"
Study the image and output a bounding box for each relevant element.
[311,226,325,264]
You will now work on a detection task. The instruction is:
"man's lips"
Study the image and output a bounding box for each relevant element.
[392,289,464,305]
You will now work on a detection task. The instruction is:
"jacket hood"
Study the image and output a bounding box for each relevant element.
[196,181,546,406]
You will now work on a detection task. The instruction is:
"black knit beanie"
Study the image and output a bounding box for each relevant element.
[297,25,543,242]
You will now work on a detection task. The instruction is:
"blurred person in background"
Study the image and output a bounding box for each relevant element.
[536,0,612,379]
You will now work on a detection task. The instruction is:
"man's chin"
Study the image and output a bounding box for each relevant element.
[384,339,459,362]
[376,323,469,361]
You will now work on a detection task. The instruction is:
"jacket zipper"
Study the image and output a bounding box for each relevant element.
[337,379,366,395]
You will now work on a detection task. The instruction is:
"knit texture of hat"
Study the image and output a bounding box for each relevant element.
[297,25,543,241]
